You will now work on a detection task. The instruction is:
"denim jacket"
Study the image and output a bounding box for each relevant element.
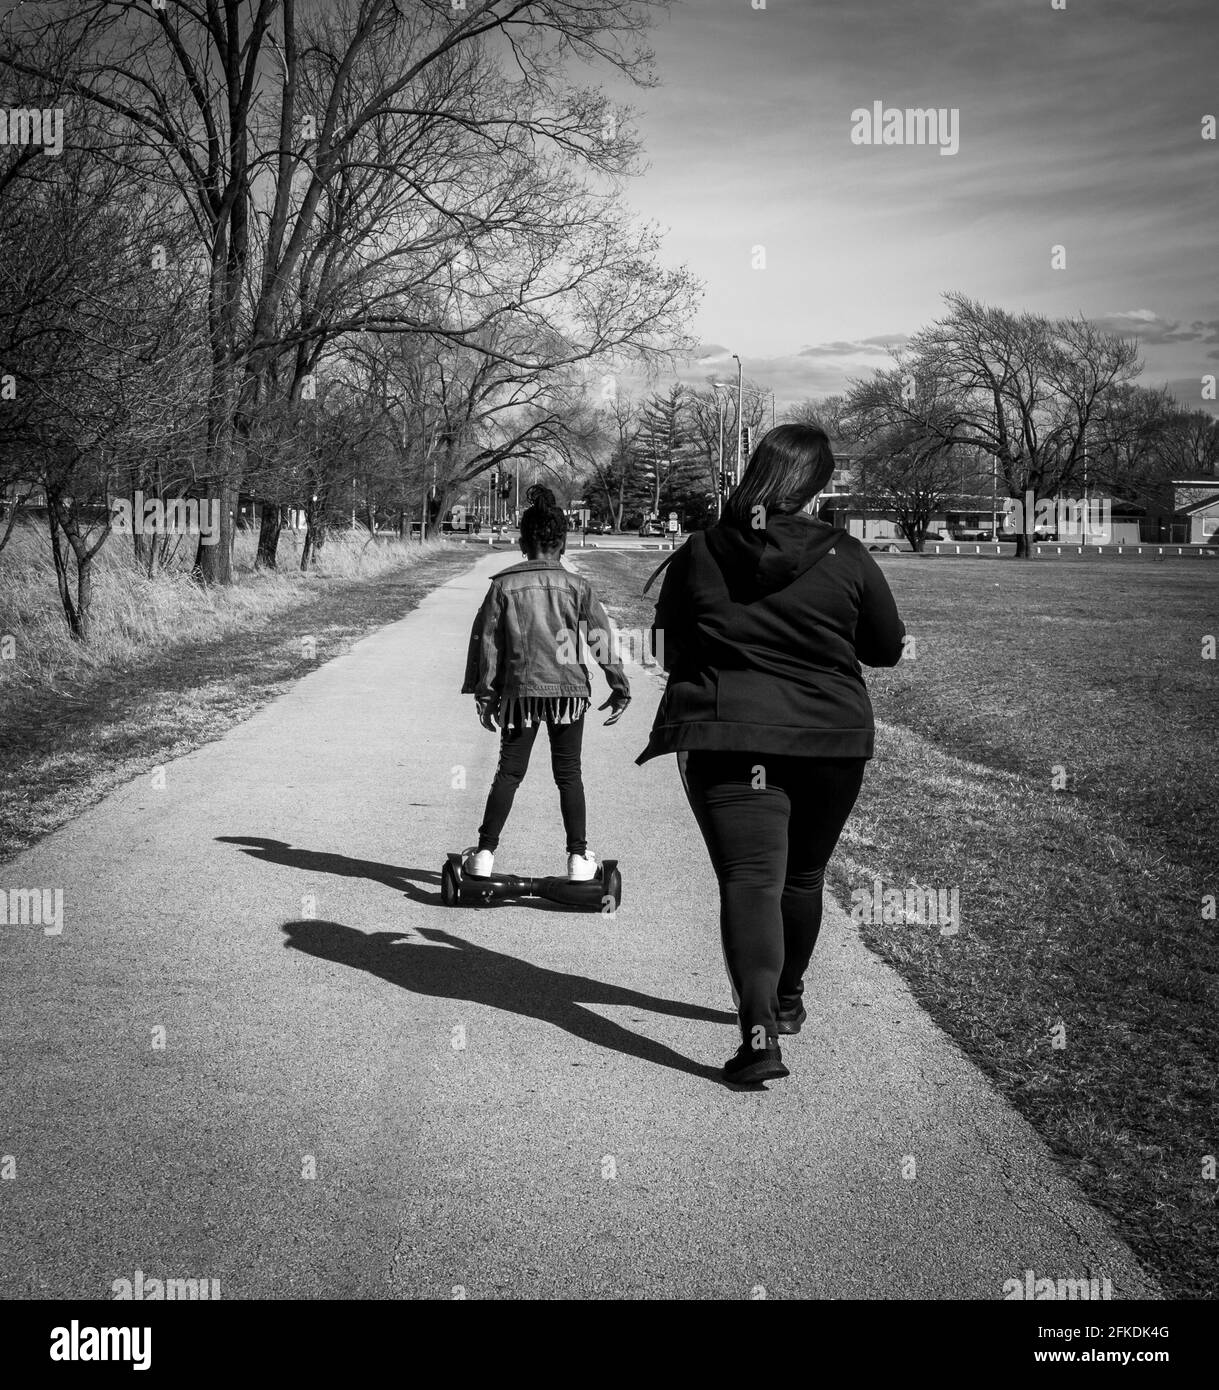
[461,559,631,718]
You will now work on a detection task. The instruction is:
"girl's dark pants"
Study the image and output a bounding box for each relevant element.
[478,712,587,855]
[680,751,866,1045]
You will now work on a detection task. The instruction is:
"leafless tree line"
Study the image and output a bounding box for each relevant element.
[0,0,698,635]
[790,294,1218,555]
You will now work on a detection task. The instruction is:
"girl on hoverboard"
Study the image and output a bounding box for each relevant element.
[461,484,631,883]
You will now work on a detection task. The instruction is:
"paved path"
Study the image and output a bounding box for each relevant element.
[0,553,1158,1299]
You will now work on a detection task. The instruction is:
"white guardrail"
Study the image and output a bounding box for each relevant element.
[925,543,1216,558]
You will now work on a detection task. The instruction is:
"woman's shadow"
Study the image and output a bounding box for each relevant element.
[215,837,735,1082]
[282,921,731,1084]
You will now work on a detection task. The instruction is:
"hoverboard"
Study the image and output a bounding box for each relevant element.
[440,852,622,911]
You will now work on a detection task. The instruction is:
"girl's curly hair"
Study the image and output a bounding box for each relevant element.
[520,483,567,553]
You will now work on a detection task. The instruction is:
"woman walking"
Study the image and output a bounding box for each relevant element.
[636,425,905,1084]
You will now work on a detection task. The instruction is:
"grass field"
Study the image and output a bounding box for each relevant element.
[570,548,1219,1301]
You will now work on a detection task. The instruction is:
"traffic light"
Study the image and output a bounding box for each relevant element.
[742,425,753,459]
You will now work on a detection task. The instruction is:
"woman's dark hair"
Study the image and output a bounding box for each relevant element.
[722,424,835,528]
[520,483,567,553]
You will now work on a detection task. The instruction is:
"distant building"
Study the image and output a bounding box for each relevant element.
[819,449,1219,546]
[1139,478,1219,544]
[818,448,1001,542]
[0,484,47,510]
[236,496,308,530]
[1179,491,1219,545]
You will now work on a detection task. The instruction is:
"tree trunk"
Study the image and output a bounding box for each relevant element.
[46,499,95,641]
[301,511,327,570]
[1011,482,1035,558]
[195,476,237,583]
[256,503,283,569]
[134,523,155,573]
[47,505,83,640]
[0,493,28,556]
[75,553,93,642]
[426,486,448,539]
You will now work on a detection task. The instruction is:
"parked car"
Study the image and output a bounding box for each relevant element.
[637,520,664,537]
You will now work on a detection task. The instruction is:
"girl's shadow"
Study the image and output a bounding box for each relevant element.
[219,835,572,912]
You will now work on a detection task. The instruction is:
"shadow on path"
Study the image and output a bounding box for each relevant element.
[282,920,732,1084]
[218,835,571,912]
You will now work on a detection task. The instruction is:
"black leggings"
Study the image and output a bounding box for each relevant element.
[680,751,866,1044]
[477,713,587,855]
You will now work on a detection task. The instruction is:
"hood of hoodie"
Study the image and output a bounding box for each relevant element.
[702,513,846,599]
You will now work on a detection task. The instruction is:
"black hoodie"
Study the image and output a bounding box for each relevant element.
[635,513,905,763]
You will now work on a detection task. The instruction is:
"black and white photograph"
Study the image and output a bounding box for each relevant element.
[0,0,1215,1360]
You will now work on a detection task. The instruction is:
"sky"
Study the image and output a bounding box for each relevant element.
[595,0,1219,413]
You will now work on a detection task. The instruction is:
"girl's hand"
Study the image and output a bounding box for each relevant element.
[478,701,500,732]
[599,695,630,727]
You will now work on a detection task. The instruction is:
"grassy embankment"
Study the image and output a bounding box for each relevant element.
[571,547,1219,1301]
[0,525,474,864]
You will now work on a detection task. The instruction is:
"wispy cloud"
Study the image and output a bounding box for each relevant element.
[602,0,1218,413]
[796,336,909,360]
[1094,313,1219,350]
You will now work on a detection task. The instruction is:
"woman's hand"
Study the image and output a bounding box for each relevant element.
[477,700,500,732]
[599,695,630,727]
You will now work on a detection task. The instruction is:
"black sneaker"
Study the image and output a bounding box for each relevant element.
[723,1039,789,1085]
[776,1000,807,1035]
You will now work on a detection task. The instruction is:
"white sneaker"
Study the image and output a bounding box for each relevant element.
[567,850,597,883]
[462,847,494,878]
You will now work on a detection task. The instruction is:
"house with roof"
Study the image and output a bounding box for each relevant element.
[817,446,1000,542]
[1137,477,1219,544]
[1177,488,1219,545]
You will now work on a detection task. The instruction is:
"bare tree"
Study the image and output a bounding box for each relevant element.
[0,121,202,634]
[855,427,986,551]
[2,0,694,584]
[845,294,1141,556]
[582,387,642,530]
[1159,406,1219,479]
[784,393,850,437]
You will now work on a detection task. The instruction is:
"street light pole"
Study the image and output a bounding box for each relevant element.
[713,382,729,518]
[718,400,725,518]
[991,454,997,547]
[732,353,744,485]
[711,386,722,517]
[1082,419,1091,547]
[1083,421,1089,498]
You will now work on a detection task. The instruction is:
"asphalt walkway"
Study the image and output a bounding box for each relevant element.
[0,551,1159,1298]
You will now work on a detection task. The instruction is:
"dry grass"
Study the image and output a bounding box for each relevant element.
[0,523,429,697]
[572,548,1219,1301]
[0,524,474,861]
